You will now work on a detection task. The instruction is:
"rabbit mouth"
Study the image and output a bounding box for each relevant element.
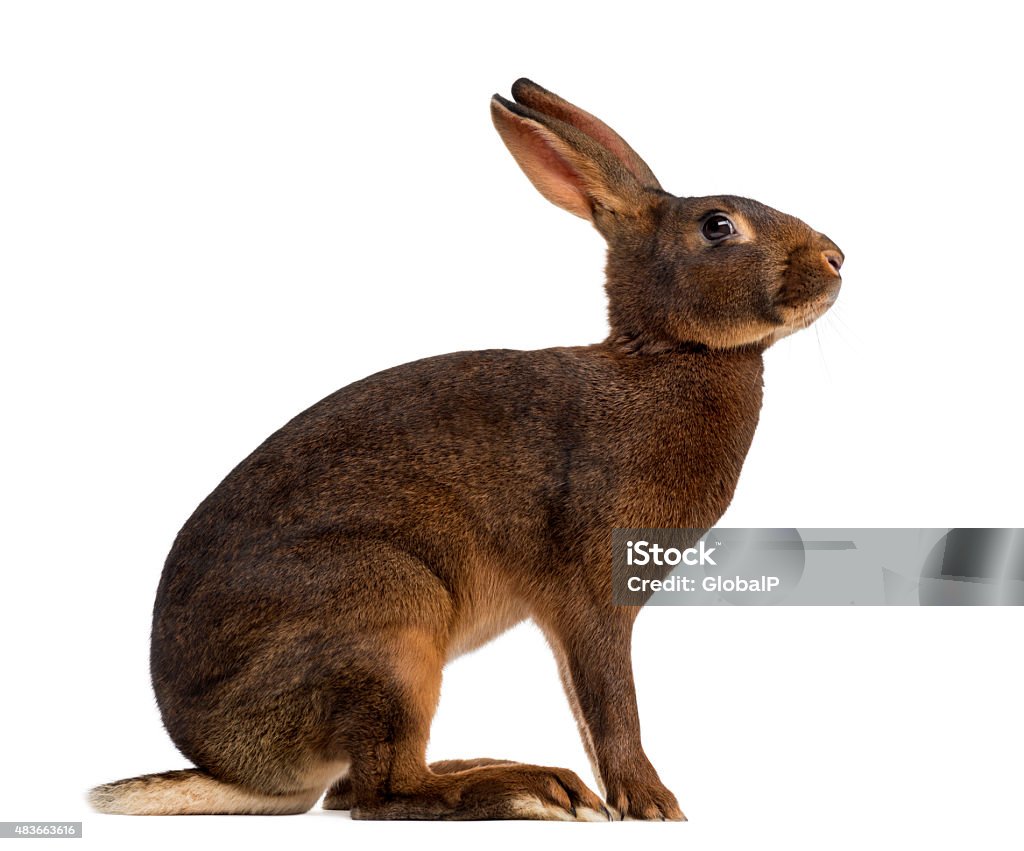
[787,296,835,329]
[768,289,839,343]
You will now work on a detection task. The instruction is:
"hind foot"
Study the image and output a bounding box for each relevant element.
[350,762,610,821]
[323,757,519,811]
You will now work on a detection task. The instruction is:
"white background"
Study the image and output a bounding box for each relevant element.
[2,2,1022,849]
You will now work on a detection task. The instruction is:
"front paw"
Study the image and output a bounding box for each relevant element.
[605,782,685,821]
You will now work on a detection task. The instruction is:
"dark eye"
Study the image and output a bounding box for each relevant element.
[702,213,737,242]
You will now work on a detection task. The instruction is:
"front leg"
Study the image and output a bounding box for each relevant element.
[540,604,685,821]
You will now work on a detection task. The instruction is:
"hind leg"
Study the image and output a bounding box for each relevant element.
[324,758,518,810]
[340,640,608,821]
[326,584,605,817]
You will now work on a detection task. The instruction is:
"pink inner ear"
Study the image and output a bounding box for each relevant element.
[526,126,588,192]
[508,124,592,220]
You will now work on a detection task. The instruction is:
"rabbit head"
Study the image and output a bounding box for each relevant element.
[491,79,843,352]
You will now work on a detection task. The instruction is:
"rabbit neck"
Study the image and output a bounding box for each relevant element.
[600,342,765,531]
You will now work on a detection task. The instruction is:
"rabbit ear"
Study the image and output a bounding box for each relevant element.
[511,78,662,191]
[491,93,651,223]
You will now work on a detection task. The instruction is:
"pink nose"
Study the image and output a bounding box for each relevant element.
[823,250,843,275]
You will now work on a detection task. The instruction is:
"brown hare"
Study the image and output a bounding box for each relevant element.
[89,78,843,821]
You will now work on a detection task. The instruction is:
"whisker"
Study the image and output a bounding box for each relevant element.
[814,322,831,379]
[830,305,860,342]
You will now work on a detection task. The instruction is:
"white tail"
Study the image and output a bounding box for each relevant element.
[88,769,320,815]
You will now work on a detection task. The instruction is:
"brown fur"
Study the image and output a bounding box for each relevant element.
[89,78,842,821]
